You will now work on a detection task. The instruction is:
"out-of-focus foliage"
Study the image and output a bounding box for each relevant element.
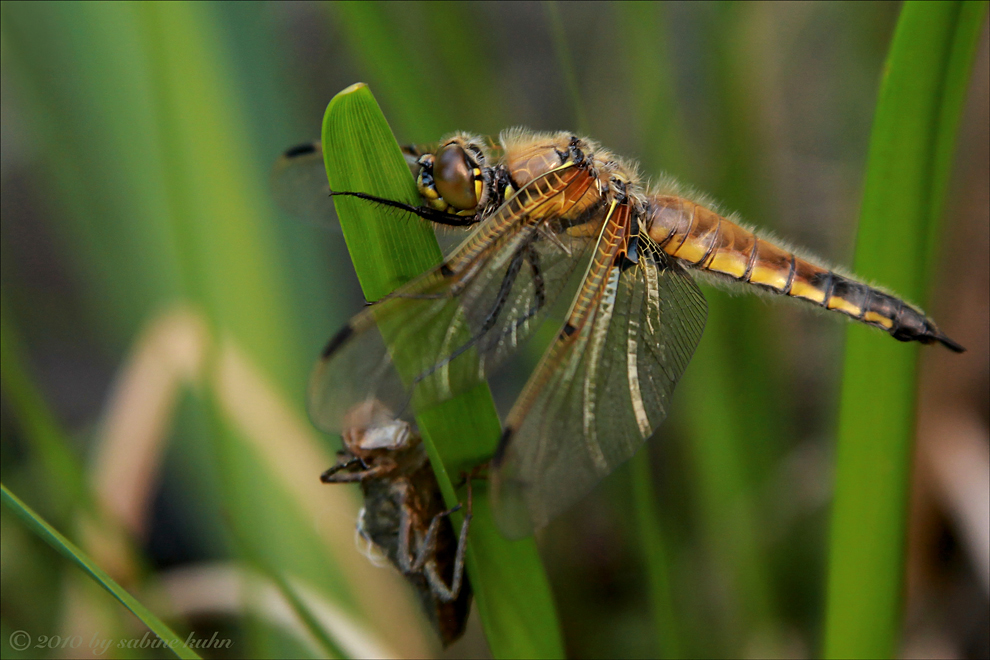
[1,2,987,659]
[1,485,199,659]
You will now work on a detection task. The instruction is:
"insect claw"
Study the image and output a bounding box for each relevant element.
[442,503,463,517]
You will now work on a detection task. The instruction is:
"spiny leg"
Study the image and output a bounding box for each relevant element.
[319,456,393,483]
[329,190,479,227]
[411,502,463,572]
[395,482,420,574]
[412,237,547,385]
[421,478,473,602]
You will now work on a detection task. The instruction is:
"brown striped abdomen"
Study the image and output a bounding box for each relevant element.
[645,195,964,352]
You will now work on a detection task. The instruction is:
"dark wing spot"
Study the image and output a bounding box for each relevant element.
[283,142,318,158]
[321,324,354,358]
[492,426,514,466]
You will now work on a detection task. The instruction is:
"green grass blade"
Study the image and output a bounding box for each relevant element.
[267,570,349,660]
[615,1,694,179]
[228,523,349,659]
[328,2,507,139]
[135,0,366,612]
[544,1,589,135]
[673,6,784,652]
[1,484,200,660]
[924,1,990,278]
[328,2,450,140]
[320,85,442,299]
[0,295,89,523]
[630,453,682,659]
[824,3,988,658]
[322,83,564,658]
[0,2,186,346]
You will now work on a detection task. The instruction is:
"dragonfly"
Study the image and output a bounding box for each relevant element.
[276,129,964,538]
[321,399,472,647]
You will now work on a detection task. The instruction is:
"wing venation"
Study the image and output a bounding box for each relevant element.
[492,249,707,537]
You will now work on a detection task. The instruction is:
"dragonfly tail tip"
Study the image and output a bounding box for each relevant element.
[937,334,966,353]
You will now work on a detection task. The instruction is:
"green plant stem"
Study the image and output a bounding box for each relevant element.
[630,452,682,659]
[824,3,988,658]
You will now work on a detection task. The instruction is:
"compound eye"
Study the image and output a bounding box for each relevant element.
[433,143,478,211]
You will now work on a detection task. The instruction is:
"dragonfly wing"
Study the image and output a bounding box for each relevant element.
[271,141,339,228]
[308,210,597,434]
[492,248,707,537]
[272,141,427,228]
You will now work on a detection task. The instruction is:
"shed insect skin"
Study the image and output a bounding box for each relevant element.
[321,401,472,647]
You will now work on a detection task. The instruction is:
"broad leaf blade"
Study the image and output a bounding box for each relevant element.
[322,83,564,659]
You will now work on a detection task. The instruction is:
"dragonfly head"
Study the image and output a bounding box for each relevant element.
[417,135,490,216]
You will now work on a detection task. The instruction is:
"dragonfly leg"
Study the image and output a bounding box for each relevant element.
[328,190,478,227]
[411,501,463,572]
[421,479,473,602]
[320,457,396,483]
[466,241,547,353]
[395,482,419,574]
[320,455,364,480]
[472,238,533,336]
[454,462,490,488]
[413,236,545,384]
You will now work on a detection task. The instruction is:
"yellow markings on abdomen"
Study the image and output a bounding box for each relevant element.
[862,311,895,329]
[641,191,962,351]
[747,239,793,291]
[702,216,756,278]
[648,198,795,291]
[707,250,750,279]
[669,205,721,264]
[645,194,907,328]
[826,295,862,317]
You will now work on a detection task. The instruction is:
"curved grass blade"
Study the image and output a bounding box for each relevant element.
[824,3,988,658]
[322,83,564,658]
[1,484,200,660]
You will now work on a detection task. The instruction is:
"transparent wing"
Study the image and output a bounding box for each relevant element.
[272,141,427,228]
[271,141,337,228]
[492,248,707,537]
[308,204,599,434]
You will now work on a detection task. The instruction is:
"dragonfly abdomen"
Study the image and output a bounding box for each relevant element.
[646,195,964,352]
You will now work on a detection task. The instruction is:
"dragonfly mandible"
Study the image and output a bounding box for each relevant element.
[276,129,964,538]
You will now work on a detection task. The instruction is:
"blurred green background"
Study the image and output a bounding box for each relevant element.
[1,2,987,658]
